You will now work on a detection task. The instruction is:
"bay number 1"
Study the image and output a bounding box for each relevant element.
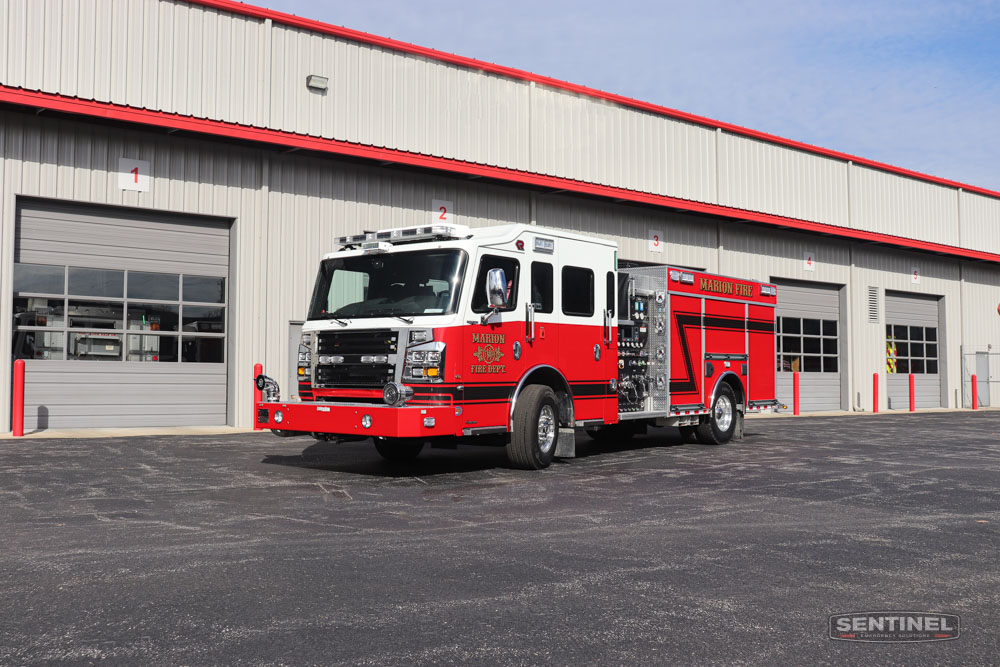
[118,157,150,192]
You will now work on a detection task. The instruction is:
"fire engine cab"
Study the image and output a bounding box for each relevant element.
[255,223,778,469]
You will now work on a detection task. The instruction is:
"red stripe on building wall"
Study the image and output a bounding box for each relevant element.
[2,85,999,264]
[186,0,1000,201]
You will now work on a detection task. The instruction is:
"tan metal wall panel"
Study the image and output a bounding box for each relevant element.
[529,84,717,204]
[267,24,530,169]
[718,133,849,227]
[535,195,719,271]
[960,262,1000,352]
[850,165,960,246]
[0,0,269,126]
[959,191,1000,254]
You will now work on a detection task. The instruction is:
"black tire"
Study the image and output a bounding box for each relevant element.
[678,425,698,442]
[696,383,738,445]
[586,423,635,443]
[507,385,559,470]
[374,437,425,462]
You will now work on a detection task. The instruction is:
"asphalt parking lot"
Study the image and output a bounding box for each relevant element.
[1,412,998,665]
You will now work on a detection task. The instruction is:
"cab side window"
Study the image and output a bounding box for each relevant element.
[562,266,594,317]
[531,262,553,313]
[471,255,520,313]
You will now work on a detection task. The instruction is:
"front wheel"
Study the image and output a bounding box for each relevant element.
[374,437,425,462]
[696,383,738,445]
[507,385,559,470]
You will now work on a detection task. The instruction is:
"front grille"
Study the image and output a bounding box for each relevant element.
[314,329,398,389]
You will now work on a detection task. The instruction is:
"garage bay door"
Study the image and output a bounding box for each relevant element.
[774,281,843,411]
[885,292,941,410]
[12,200,230,429]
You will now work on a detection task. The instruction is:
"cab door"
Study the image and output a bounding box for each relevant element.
[462,250,526,423]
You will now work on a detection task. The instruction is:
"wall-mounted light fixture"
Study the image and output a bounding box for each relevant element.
[306,74,329,91]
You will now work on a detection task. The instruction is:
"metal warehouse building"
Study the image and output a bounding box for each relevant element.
[1,0,998,431]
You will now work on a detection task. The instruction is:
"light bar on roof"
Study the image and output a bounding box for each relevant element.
[336,223,470,247]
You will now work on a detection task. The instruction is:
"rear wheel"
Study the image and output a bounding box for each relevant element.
[507,385,559,470]
[374,437,425,462]
[696,383,738,445]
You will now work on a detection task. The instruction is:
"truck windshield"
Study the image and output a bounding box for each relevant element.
[308,249,467,320]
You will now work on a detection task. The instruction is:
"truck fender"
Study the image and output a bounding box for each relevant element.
[709,371,746,412]
[509,364,574,429]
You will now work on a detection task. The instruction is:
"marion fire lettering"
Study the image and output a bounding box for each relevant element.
[699,278,754,298]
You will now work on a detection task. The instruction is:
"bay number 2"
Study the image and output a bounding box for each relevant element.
[431,199,453,225]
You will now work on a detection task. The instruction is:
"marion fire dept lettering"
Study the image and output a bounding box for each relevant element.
[699,278,754,298]
[471,333,506,374]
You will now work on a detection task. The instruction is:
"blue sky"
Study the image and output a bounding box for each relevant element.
[266,0,1000,191]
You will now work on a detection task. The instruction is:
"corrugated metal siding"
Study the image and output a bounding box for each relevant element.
[0,0,269,126]
[959,191,1000,254]
[529,84,717,203]
[849,165,960,246]
[960,262,1000,352]
[268,24,530,169]
[720,226,851,286]
[535,195,719,271]
[718,133,849,227]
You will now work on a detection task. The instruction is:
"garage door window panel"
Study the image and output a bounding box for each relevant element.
[14,297,65,327]
[69,332,123,360]
[182,337,224,363]
[127,334,179,362]
[128,272,180,301]
[69,267,123,298]
[127,303,179,331]
[182,305,225,333]
[14,263,65,294]
[183,276,226,303]
[67,300,124,329]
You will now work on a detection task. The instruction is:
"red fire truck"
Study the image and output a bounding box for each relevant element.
[255,223,778,469]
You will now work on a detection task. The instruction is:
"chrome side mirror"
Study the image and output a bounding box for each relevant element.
[486,268,508,309]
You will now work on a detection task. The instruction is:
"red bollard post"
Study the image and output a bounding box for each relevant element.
[909,373,916,412]
[793,371,800,416]
[12,359,24,437]
[873,372,879,414]
[253,362,263,431]
[972,374,978,410]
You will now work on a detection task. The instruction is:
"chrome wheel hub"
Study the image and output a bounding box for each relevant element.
[714,395,733,431]
[537,405,556,454]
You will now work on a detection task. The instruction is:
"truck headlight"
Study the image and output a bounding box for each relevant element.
[403,341,445,383]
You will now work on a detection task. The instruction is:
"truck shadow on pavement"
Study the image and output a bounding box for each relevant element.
[261,427,735,476]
